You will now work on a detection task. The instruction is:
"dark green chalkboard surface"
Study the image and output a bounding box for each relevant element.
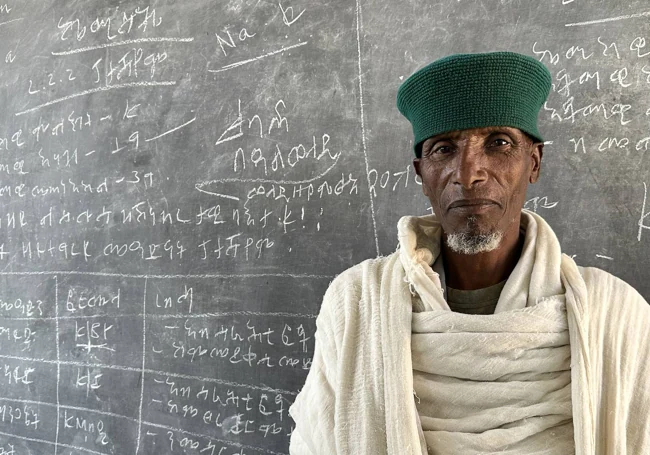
[0,0,648,453]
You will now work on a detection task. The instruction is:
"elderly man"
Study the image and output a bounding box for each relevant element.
[288,52,650,454]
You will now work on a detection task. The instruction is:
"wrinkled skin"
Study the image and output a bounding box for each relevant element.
[412,126,543,290]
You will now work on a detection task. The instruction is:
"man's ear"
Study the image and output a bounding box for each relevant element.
[529,142,544,184]
[413,158,429,197]
[413,158,422,176]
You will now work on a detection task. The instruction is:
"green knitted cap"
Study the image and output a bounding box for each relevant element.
[396,51,551,155]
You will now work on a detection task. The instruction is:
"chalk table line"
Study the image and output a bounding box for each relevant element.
[142,420,288,455]
[565,10,650,27]
[0,353,298,395]
[5,310,318,321]
[0,270,333,279]
[135,277,147,455]
[0,429,109,455]
[0,409,285,455]
[638,182,649,242]
[354,0,379,257]
[208,41,308,73]
[14,81,177,117]
[54,276,61,455]
[51,37,195,56]
[0,396,138,422]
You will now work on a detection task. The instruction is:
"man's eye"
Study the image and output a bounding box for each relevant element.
[432,145,452,154]
[491,138,510,147]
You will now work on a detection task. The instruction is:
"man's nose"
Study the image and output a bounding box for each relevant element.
[451,143,488,189]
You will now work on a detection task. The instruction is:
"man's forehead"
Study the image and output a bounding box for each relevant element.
[426,126,525,142]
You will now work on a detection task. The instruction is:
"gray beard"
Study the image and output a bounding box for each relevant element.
[445,216,503,255]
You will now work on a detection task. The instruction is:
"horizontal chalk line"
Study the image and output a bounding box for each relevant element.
[0,411,284,454]
[0,429,108,455]
[565,10,650,26]
[52,37,195,56]
[195,155,340,190]
[208,42,308,73]
[0,17,23,27]
[145,116,196,142]
[0,353,298,395]
[0,396,138,421]
[142,421,287,455]
[0,270,332,279]
[199,191,240,201]
[14,81,177,116]
[4,310,317,321]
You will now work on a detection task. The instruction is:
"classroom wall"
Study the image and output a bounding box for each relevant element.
[0,0,648,453]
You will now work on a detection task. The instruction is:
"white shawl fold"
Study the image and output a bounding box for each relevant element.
[412,297,574,453]
[289,210,650,454]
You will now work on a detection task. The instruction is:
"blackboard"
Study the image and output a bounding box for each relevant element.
[0,0,648,453]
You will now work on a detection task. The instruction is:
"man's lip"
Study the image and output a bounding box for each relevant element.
[447,199,499,210]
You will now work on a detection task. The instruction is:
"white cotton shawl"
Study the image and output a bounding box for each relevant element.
[411,210,573,452]
[412,297,574,453]
[288,210,650,454]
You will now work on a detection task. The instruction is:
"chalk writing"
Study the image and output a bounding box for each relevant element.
[0,2,647,455]
[57,7,162,42]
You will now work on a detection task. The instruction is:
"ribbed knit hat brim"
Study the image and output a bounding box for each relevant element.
[396,52,552,155]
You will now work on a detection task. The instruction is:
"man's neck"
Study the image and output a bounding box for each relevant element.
[442,221,524,291]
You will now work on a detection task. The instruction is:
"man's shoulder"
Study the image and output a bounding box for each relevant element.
[316,252,400,330]
[327,251,400,295]
[578,265,642,296]
[576,264,648,312]
[575,265,650,379]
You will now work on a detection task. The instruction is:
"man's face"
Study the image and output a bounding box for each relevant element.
[413,126,543,250]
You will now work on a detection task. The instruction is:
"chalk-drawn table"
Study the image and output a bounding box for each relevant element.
[0,272,323,454]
